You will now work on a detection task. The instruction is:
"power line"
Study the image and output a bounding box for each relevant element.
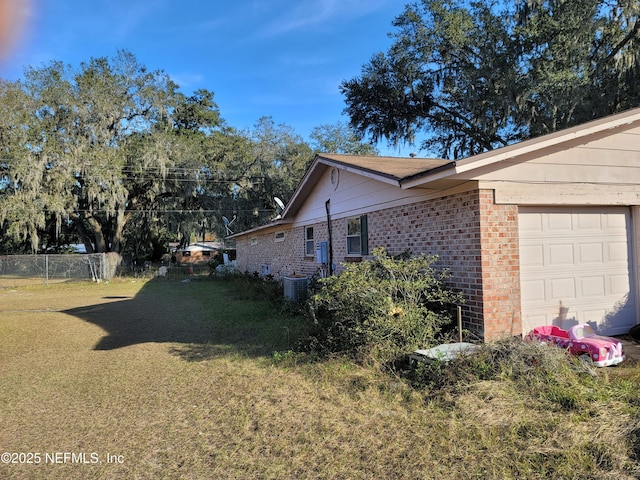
[40,208,276,215]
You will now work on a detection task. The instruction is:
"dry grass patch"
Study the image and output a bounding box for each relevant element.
[1,278,640,479]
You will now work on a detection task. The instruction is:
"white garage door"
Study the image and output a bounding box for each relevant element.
[519,207,636,336]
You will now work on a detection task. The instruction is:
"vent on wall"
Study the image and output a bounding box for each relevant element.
[283,276,308,302]
[260,264,271,276]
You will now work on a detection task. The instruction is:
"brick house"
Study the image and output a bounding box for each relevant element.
[230,109,640,341]
[173,241,224,264]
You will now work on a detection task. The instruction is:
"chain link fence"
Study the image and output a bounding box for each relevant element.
[0,253,121,286]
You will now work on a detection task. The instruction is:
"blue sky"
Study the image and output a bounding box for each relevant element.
[1,0,417,156]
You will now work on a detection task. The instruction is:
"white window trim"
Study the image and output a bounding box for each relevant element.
[346,215,368,256]
[346,217,361,256]
[305,226,314,256]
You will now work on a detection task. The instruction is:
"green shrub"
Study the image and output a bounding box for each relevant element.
[304,247,464,364]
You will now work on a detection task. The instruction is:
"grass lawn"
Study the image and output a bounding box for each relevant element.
[1,277,640,479]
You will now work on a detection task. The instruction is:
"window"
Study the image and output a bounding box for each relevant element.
[250,237,258,246]
[305,227,314,256]
[183,250,191,257]
[275,231,286,242]
[346,215,368,256]
[202,250,211,257]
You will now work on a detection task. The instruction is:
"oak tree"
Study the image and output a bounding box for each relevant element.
[310,121,378,155]
[0,51,224,254]
[341,0,640,158]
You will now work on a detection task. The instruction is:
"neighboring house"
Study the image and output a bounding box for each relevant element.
[229,108,640,341]
[173,241,224,264]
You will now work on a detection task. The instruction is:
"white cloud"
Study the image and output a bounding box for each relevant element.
[107,0,172,42]
[260,0,389,37]
[168,72,204,89]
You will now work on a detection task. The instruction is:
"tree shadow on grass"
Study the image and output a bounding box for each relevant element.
[62,277,298,361]
[63,280,213,351]
[167,343,260,362]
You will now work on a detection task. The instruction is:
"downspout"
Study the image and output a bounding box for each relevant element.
[325,199,333,276]
[632,206,640,328]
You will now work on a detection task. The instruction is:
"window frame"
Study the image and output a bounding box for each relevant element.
[346,215,368,256]
[305,226,314,256]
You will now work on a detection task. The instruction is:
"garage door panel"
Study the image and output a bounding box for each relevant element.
[610,274,630,295]
[578,243,603,263]
[581,276,605,297]
[577,214,602,230]
[521,279,546,302]
[548,244,574,265]
[548,213,573,231]
[519,214,544,232]
[527,313,550,326]
[582,309,607,326]
[609,242,629,262]
[606,213,628,230]
[550,278,577,299]
[520,244,544,266]
[519,207,636,336]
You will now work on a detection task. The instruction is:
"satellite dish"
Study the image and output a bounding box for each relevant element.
[274,196,285,219]
[222,215,236,236]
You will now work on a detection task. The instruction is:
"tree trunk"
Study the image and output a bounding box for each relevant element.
[74,215,96,253]
[85,216,107,253]
[109,209,128,253]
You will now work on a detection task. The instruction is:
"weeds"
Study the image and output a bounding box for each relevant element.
[2,279,640,479]
[407,338,607,409]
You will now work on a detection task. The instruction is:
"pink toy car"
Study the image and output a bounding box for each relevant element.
[524,324,625,367]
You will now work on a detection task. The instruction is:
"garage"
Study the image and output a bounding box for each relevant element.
[519,207,636,336]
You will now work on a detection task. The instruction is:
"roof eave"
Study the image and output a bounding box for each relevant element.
[400,161,457,189]
[226,219,292,239]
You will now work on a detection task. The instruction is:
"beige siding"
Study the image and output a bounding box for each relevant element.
[293,168,418,224]
[489,182,640,205]
[470,123,640,186]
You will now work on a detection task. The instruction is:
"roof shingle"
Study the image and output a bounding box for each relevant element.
[316,153,451,182]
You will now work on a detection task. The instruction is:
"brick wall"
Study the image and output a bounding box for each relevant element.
[236,188,522,340]
[477,191,522,340]
[234,227,297,278]
[235,224,329,278]
[364,189,521,340]
[365,189,486,335]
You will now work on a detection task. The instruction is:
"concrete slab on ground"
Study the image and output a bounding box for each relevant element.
[619,337,640,361]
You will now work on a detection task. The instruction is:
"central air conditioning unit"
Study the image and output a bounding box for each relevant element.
[283,276,308,302]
